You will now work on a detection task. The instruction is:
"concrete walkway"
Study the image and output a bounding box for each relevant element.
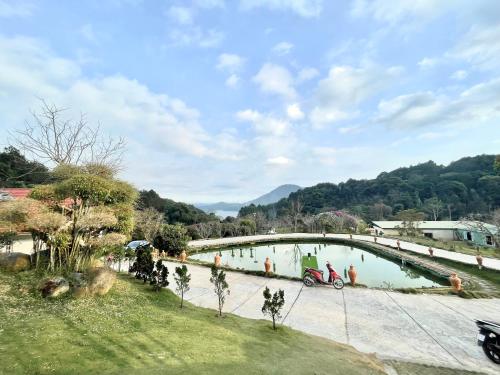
[189,233,500,271]
[163,261,499,374]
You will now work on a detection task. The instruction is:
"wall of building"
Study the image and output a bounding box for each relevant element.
[420,229,456,241]
[456,229,496,247]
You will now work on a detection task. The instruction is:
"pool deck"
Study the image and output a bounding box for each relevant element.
[162,260,500,374]
[188,233,500,271]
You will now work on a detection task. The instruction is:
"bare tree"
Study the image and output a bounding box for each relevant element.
[289,198,303,232]
[134,208,164,243]
[423,197,444,221]
[14,100,125,170]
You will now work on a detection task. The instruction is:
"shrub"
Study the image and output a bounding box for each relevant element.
[153,224,189,256]
[129,244,154,283]
[262,287,285,330]
[150,259,169,292]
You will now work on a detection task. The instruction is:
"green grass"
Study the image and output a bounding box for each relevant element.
[419,255,500,290]
[386,361,483,375]
[0,271,386,375]
[393,235,500,259]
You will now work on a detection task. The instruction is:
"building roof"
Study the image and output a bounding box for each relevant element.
[372,220,497,234]
[0,188,32,200]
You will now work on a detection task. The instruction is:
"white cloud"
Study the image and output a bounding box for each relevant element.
[339,125,362,134]
[450,70,468,81]
[253,63,296,99]
[417,57,438,69]
[168,27,224,48]
[0,0,34,17]
[194,0,225,8]
[236,109,289,136]
[309,64,401,128]
[351,0,451,25]
[240,0,323,18]
[297,67,319,83]
[236,109,261,122]
[266,156,293,165]
[316,65,402,107]
[167,6,194,25]
[309,107,352,129]
[272,41,294,55]
[449,24,500,70]
[216,53,245,72]
[376,78,500,128]
[225,74,240,88]
[0,34,244,163]
[286,103,304,121]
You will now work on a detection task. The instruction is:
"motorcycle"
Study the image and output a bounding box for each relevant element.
[303,262,344,289]
[476,319,500,364]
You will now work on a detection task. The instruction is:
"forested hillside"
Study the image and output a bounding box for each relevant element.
[138,189,218,225]
[239,155,500,221]
[0,147,50,187]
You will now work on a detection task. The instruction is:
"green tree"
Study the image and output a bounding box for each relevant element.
[0,146,50,187]
[262,287,285,330]
[394,209,426,236]
[174,265,191,308]
[153,224,189,256]
[494,155,500,175]
[130,244,154,283]
[150,259,169,292]
[210,265,230,317]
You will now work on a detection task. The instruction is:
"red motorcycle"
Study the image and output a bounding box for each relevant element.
[303,262,345,289]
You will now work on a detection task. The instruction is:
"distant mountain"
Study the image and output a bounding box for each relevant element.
[196,184,301,216]
[247,184,302,206]
[196,202,243,212]
[238,155,500,221]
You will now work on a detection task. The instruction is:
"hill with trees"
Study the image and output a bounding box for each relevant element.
[137,189,218,225]
[239,155,500,222]
[0,147,50,187]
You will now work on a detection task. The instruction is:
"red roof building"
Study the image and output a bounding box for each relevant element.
[0,188,32,200]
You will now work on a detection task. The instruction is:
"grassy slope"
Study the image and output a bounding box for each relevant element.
[393,235,500,259]
[418,255,500,290]
[0,271,385,375]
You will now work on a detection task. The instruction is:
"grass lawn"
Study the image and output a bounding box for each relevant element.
[393,235,500,259]
[0,271,387,375]
[418,255,500,290]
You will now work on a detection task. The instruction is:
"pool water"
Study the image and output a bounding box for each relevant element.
[189,242,445,289]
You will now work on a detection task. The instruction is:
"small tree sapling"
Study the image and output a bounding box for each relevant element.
[210,264,230,317]
[262,287,285,330]
[174,265,191,308]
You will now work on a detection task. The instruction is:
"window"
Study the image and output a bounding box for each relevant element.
[424,232,433,239]
[486,236,493,245]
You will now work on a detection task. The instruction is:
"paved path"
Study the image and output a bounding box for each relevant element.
[189,233,500,271]
[163,261,499,374]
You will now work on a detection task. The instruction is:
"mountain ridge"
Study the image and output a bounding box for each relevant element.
[195,184,301,215]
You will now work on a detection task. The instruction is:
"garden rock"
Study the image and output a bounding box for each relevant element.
[87,267,116,296]
[39,277,70,298]
[0,252,31,272]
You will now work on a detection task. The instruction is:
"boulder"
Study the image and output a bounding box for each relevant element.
[0,252,31,272]
[87,267,116,296]
[39,277,70,298]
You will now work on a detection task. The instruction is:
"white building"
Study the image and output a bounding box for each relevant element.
[371,220,497,247]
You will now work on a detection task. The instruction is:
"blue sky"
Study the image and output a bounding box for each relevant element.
[1,0,499,202]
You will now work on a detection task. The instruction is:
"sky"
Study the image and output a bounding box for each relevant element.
[1,0,499,203]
